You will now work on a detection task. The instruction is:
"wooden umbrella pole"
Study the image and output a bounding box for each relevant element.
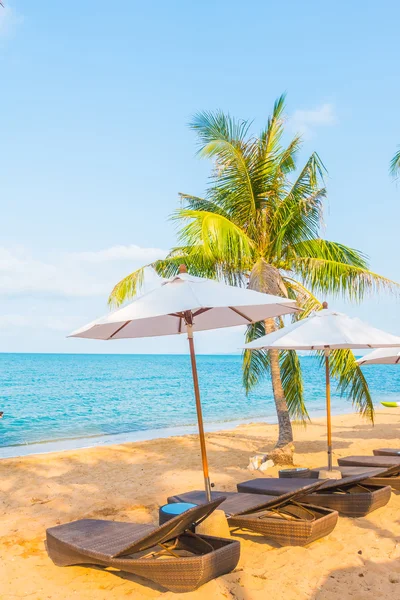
[186,323,212,501]
[325,348,333,470]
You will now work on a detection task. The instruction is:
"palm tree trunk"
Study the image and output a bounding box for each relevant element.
[248,261,295,464]
[264,318,294,464]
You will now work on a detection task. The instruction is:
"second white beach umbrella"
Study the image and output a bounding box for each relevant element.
[357,347,400,365]
[357,348,400,409]
[243,304,400,470]
[69,265,299,500]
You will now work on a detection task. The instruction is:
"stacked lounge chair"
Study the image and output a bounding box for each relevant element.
[308,465,400,491]
[337,455,400,489]
[168,482,338,547]
[373,448,400,457]
[46,497,240,593]
[278,465,400,491]
[236,473,391,517]
[307,465,400,489]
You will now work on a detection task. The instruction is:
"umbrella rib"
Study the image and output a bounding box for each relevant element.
[108,321,131,339]
[192,308,212,317]
[229,307,253,322]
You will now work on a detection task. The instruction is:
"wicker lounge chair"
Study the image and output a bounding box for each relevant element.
[237,473,391,517]
[46,497,240,593]
[279,465,400,491]
[168,484,338,547]
[373,448,400,457]
[304,465,400,490]
[337,455,400,489]
[338,455,400,468]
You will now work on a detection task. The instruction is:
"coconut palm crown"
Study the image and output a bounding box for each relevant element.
[109,95,399,462]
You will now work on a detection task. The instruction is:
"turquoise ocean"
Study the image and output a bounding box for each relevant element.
[1,353,400,457]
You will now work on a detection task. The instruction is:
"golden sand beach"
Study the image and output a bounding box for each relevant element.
[1,410,400,600]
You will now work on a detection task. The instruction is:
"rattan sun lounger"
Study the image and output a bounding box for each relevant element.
[281,464,400,492]
[338,455,400,468]
[168,484,338,547]
[46,497,240,593]
[307,466,386,478]
[337,455,400,489]
[277,462,400,490]
[374,448,400,457]
[303,465,400,490]
[237,473,391,517]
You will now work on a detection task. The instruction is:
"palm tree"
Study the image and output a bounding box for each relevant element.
[109,95,399,463]
[390,147,400,178]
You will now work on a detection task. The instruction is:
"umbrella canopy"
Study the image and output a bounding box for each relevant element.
[70,272,299,340]
[70,268,299,499]
[357,348,400,365]
[243,306,400,470]
[243,308,400,351]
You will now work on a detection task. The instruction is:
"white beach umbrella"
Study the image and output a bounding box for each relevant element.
[357,348,400,410]
[357,347,400,365]
[243,303,400,469]
[70,266,299,499]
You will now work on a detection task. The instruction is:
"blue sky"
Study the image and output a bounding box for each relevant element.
[1,0,399,354]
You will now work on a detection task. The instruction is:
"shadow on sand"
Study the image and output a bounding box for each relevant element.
[312,557,400,599]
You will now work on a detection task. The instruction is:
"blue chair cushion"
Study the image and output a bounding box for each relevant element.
[158,501,198,525]
[160,502,197,515]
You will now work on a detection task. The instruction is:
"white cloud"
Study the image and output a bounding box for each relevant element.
[0,244,167,297]
[290,103,337,138]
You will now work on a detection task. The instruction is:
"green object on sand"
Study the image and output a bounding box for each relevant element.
[381,401,400,408]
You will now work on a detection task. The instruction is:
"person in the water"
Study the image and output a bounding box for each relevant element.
[0,412,3,418]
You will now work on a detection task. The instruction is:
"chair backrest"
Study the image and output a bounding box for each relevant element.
[338,455,400,474]
[237,480,327,513]
[113,496,225,557]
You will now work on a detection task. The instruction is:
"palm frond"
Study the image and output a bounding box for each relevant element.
[272,188,327,259]
[108,255,187,307]
[269,153,327,258]
[108,265,148,307]
[165,244,245,286]
[189,111,259,218]
[259,93,286,156]
[280,349,309,422]
[274,135,303,176]
[178,191,245,227]
[291,256,400,300]
[325,349,374,422]
[390,147,400,178]
[284,152,326,202]
[173,208,255,266]
[242,321,270,393]
[190,110,252,153]
[189,109,286,227]
[286,239,369,269]
[178,193,228,215]
[256,135,303,224]
[283,277,322,319]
